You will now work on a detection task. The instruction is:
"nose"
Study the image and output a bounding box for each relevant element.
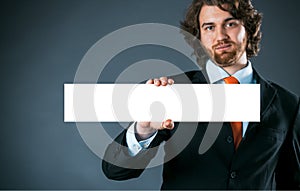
[216,27,229,41]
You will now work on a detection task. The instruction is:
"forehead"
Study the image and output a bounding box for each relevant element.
[199,5,234,24]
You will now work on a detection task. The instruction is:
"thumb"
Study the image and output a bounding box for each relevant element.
[162,119,174,130]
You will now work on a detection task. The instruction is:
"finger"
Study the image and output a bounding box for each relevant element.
[146,79,154,84]
[160,77,168,86]
[162,119,174,130]
[168,78,174,85]
[154,78,161,86]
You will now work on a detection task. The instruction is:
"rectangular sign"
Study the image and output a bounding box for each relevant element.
[64,84,260,122]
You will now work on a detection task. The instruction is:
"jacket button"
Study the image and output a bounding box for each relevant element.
[227,136,233,143]
[230,171,237,179]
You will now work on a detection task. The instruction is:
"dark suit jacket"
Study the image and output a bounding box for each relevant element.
[102,69,300,190]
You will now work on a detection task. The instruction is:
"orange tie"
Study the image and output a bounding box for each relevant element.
[224,76,242,150]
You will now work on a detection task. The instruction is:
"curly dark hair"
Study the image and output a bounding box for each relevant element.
[180,0,263,60]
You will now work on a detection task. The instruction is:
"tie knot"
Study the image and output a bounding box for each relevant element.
[224,76,239,84]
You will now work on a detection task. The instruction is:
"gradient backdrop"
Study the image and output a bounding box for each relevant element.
[1,0,300,190]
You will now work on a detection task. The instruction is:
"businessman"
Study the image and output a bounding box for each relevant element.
[102,0,300,190]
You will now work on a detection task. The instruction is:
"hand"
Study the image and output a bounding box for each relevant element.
[136,77,175,140]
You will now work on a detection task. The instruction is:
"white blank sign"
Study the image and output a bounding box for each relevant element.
[64,84,260,122]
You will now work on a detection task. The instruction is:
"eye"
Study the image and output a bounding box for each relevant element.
[226,22,238,28]
[204,25,215,31]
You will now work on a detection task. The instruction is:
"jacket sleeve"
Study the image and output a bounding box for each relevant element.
[102,125,169,180]
[101,72,199,180]
[276,98,300,189]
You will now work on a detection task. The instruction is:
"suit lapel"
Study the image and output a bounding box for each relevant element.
[253,68,278,118]
[191,70,209,84]
[245,68,278,133]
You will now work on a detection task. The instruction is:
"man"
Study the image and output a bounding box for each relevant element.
[102,0,300,190]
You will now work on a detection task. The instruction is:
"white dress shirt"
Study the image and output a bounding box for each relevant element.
[126,59,256,156]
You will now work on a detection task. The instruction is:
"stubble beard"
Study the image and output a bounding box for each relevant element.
[214,50,237,67]
[209,40,246,68]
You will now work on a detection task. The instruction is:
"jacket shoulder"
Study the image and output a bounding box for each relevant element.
[269,81,299,104]
[268,81,300,120]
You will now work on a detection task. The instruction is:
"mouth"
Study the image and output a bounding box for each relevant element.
[214,44,232,52]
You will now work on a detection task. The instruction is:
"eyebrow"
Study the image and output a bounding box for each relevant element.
[201,17,238,28]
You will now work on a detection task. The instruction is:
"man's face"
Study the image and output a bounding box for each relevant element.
[199,5,248,67]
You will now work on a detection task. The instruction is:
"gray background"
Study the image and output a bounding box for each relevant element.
[1,0,299,190]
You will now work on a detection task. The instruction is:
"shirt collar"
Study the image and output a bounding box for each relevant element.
[205,59,254,84]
